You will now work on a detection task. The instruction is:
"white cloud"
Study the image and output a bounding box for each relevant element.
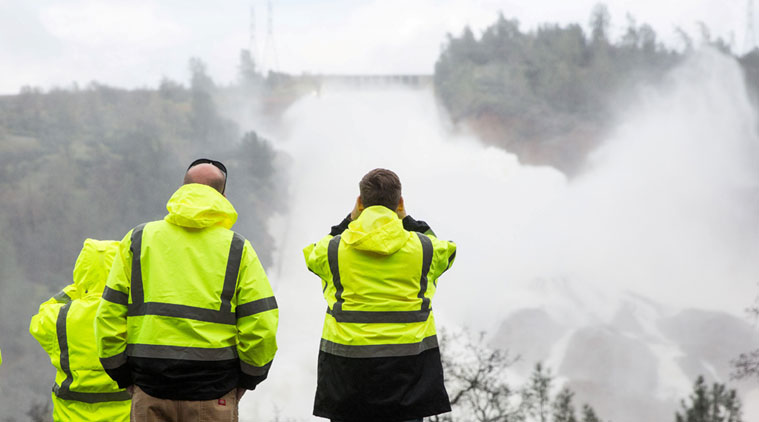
[40,0,185,47]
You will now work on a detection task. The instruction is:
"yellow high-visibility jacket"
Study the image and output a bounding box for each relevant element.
[95,183,278,400]
[304,205,457,421]
[304,206,456,355]
[30,239,130,422]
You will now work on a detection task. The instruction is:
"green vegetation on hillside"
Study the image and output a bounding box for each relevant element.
[434,4,750,175]
[0,57,287,421]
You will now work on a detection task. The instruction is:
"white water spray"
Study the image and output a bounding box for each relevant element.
[240,50,759,421]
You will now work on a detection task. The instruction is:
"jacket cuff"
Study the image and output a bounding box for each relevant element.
[238,373,269,390]
[104,364,132,389]
[402,215,434,235]
[329,214,352,236]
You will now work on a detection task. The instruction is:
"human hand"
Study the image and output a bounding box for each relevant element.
[350,196,363,220]
[395,197,406,219]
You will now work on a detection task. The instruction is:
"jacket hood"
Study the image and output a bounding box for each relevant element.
[164,183,238,229]
[73,239,119,295]
[341,206,410,255]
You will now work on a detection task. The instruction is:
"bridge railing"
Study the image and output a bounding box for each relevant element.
[317,74,433,88]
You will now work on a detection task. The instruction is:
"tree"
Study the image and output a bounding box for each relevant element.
[581,404,601,422]
[432,328,523,422]
[589,3,611,45]
[523,363,552,422]
[434,329,605,422]
[675,376,742,422]
[732,290,759,381]
[552,387,577,422]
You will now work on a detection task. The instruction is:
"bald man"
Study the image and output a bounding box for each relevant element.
[96,158,279,422]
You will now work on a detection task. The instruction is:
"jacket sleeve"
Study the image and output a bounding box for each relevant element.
[303,235,333,282]
[235,240,278,390]
[29,287,70,360]
[329,214,352,236]
[402,215,436,236]
[95,230,133,388]
[428,235,457,281]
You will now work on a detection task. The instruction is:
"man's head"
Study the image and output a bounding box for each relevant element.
[359,168,402,211]
[184,158,227,194]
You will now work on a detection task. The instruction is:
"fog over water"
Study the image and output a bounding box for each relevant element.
[238,50,759,421]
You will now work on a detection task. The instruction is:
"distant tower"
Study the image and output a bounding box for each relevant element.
[261,0,279,74]
[746,0,757,53]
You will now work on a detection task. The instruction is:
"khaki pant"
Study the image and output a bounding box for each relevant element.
[130,386,238,422]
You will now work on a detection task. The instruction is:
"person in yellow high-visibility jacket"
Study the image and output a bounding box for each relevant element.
[304,168,457,422]
[30,239,131,422]
[95,159,278,422]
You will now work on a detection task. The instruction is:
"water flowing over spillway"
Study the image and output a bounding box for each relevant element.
[239,50,759,421]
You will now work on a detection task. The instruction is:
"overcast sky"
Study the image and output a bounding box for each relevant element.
[0,0,745,94]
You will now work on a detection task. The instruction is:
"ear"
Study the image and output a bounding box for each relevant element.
[396,197,404,212]
[357,196,364,211]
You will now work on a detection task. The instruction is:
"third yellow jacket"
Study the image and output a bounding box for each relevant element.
[30,239,130,422]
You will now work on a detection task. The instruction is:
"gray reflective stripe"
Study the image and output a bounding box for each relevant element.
[440,249,456,282]
[240,360,272,376]
[100,352,128,369]
[447,250,456,268]
[127,344,238,361]
[320,335,439,358]
[326,308,430,323]
[219,233,244,314]
[53,290,72,304]
[236,296,278,318]
[327,235,343,313]
[129,223,147,305]
[326,233,435,324]
[416,232,433,311]
[52,385,131,403]
[128,302,236,325]
[54,302,129,402]
[102,286,128,306]
[55,302,73,396]
[128,228,248,324]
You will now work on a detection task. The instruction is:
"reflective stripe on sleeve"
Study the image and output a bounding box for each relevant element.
[126,344,238,361]
[240,360,272,376]
[441,249,456,279]
[236,296,278,318]
[53,290,72,304]
[319,335,439,358]
[99,351,128,369]
[102,286,128,306]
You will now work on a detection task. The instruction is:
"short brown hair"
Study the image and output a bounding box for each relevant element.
[359,168,402,210]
